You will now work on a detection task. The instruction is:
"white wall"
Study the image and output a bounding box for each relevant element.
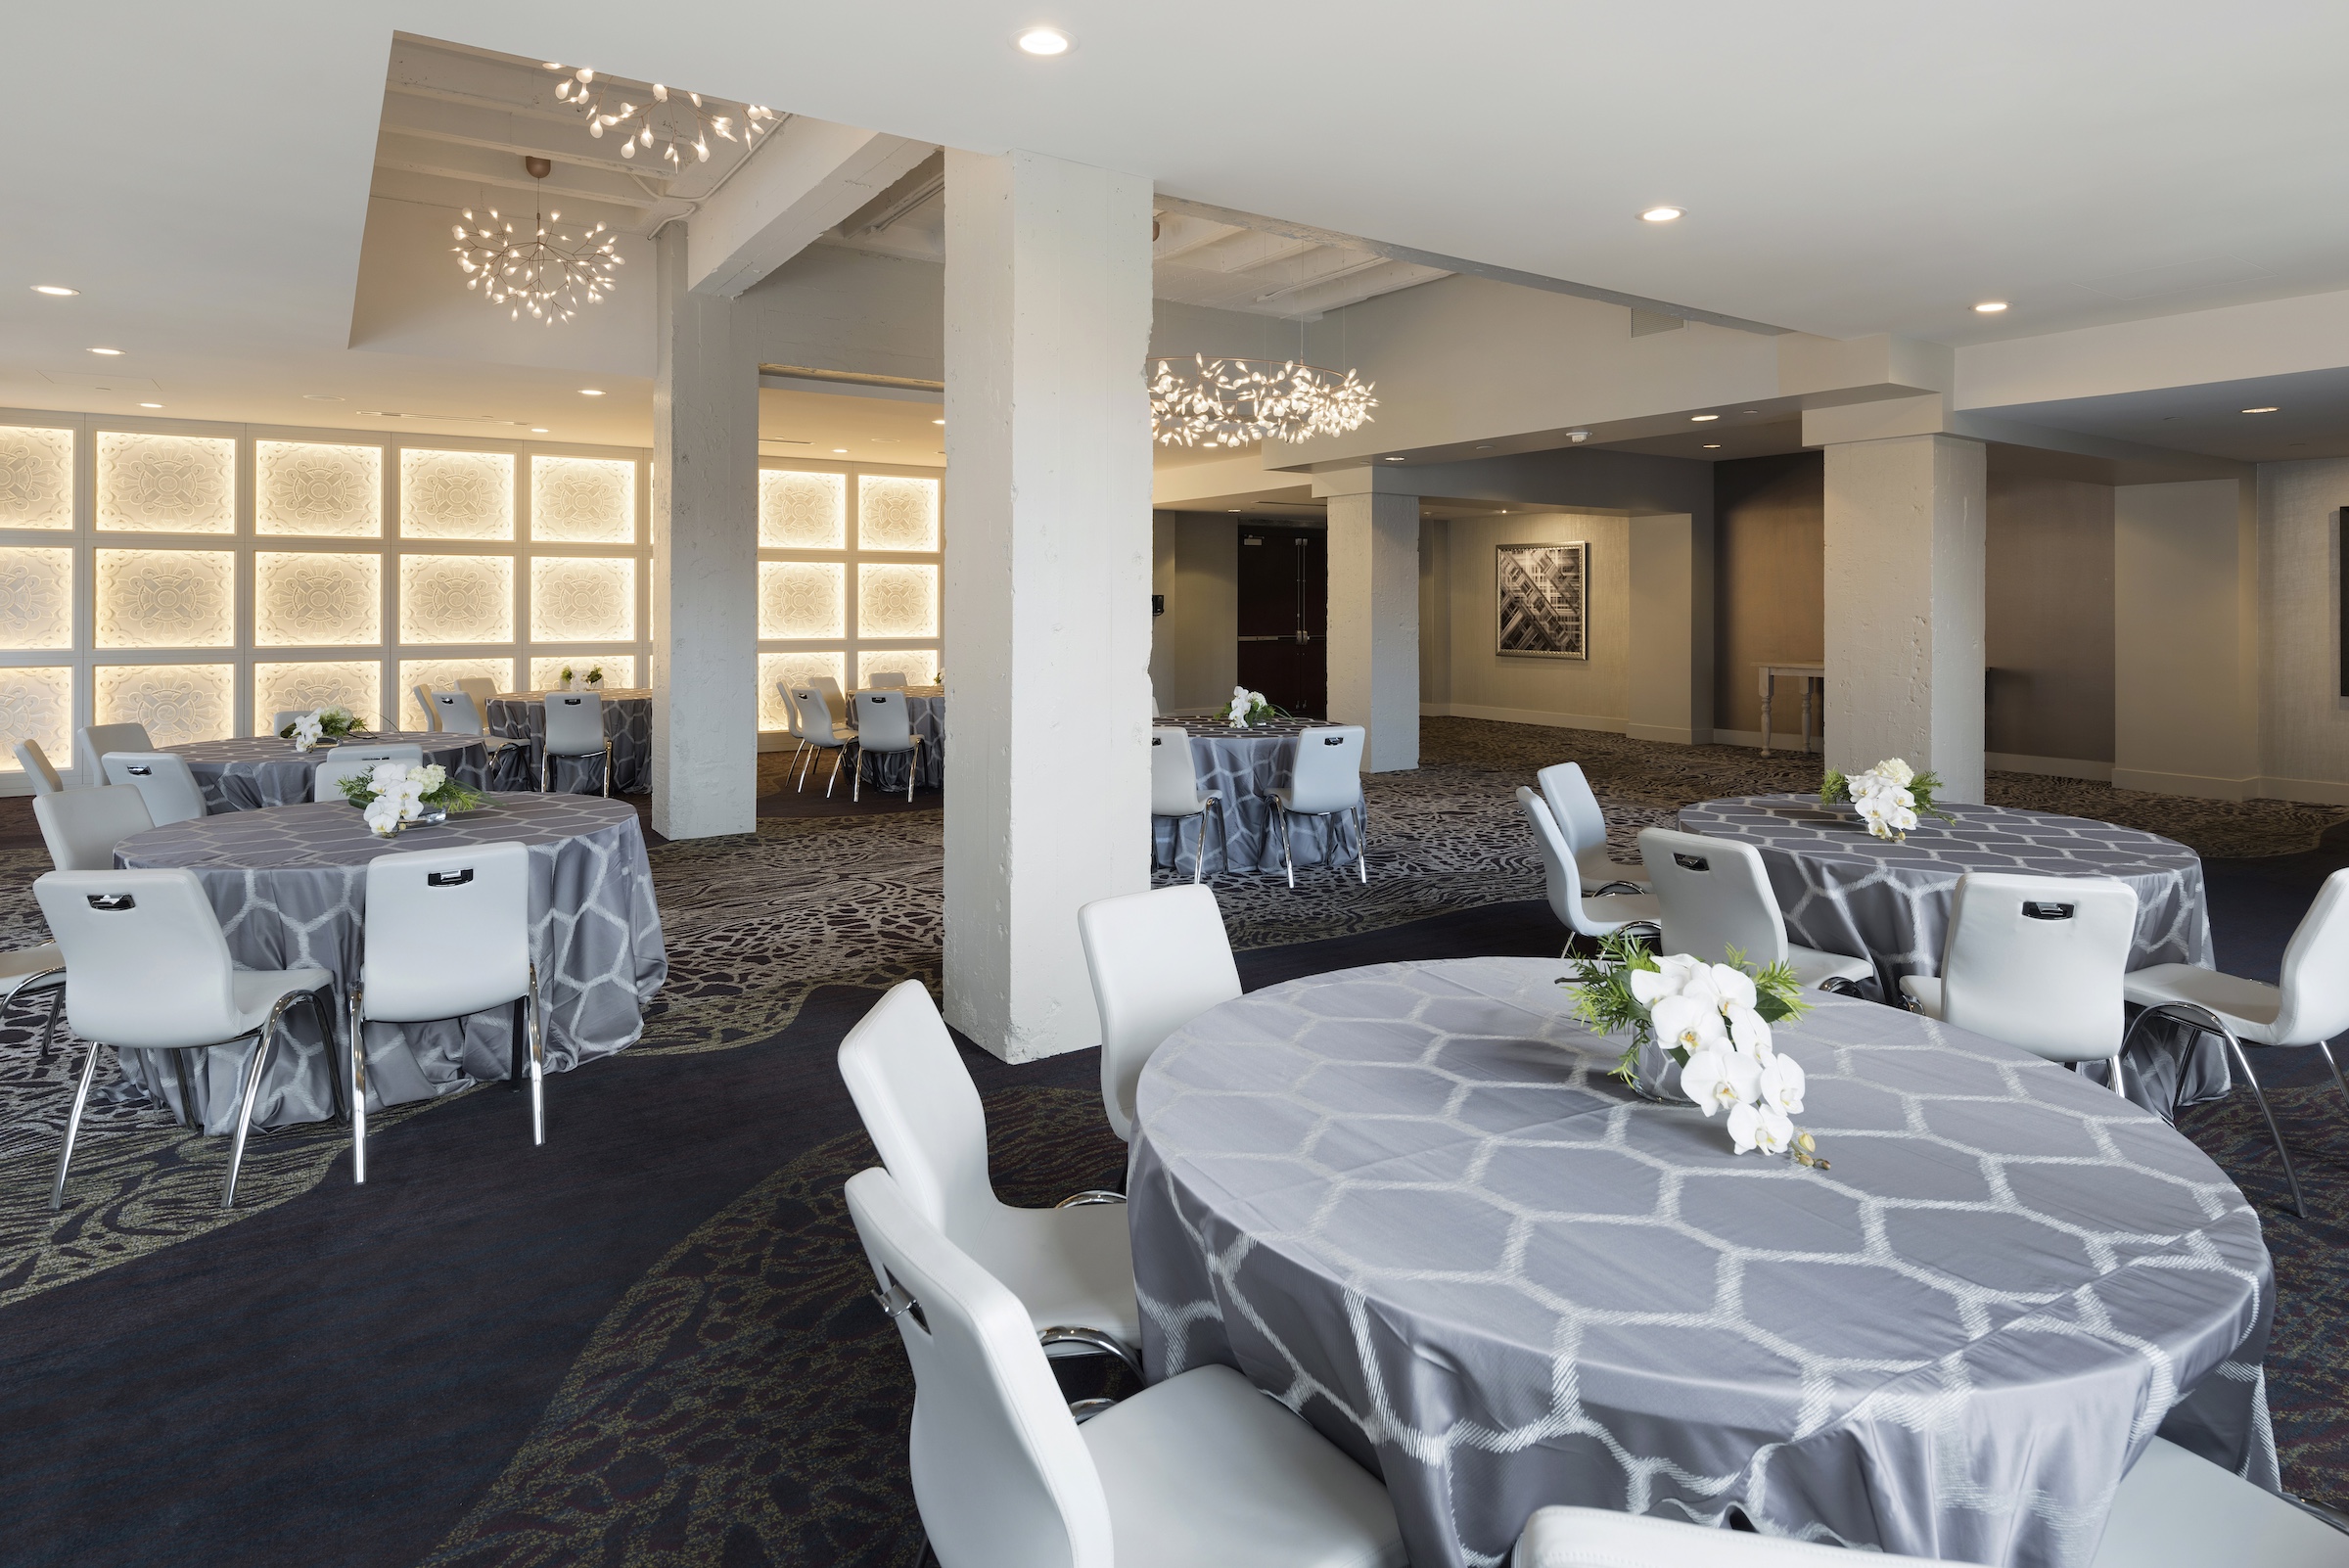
[1151,512,1238,711]
[736,244,945,382]
[1428,512,1631,730]
[2113,478,2259,798]
[2258,459,2349,800]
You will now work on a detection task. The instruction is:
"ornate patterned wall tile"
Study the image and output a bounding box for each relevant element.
[399,449,515,540]
[94,549,235,648]
[857,474,942,552]
[530,655,637,691]
[0,666,74,768]
[856,562,940,638]
[94,664,234,747]
[0,427,74,530]
[857,649,941,689]
[256,441,383,537]
[530,556,635,642]
[253,661,381,735]
[759,469,847,549]
[254,552,382,647]
[759,561,845,640]
[758,651,845,731]
[0,548,74,650]
[95,432,236,533]
[398,659,517,728]
[399,554,514,644]
[531,456,636,543]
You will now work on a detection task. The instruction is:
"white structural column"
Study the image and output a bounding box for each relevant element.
[1821,434,1987,801]
[1626,512,1714,745]
[942,149,1155,1062]
[651,223,760,839]
[1324,480,1421,771]
[2114,478,2258,797]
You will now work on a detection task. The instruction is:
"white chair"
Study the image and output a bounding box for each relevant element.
[314,756,393,800]
[1638,827,1874,992]
[867,670,908,688]
[541,691,611,796]
[2120,866,2349,1219]
[792,686,859,797]
[1898,872,2138,1090]
[271,709,311,735]
[778,681,810,779]
[456,676,503,726]
[1079,885,1241,1142]
[838,980,1140,1375]
[846,1165,1406,1567]
[430,691,523,783]
[33,785,154,872]
[74,721,152,783]
[36,868,336,1211]
[1538,761,1646,894]
[334,742,424,767]
[409,687,440,732]
[347,842,542,1182]
[1520,789,1660,955]
[1151,727,1223,883]
[852,689,923,803]
[101,751,208,826]
[14,739,62,795]
[810,674,850,726]
[1272,725,1369,889]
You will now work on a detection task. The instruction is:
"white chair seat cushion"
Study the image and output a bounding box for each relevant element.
[2093,1436,2349,1566]
[1576,847,1647,891]
[229,967,333,1034]
[2121,963,2284,1044]
[1581,893,1660,931]
[1900,974,1943,1017]
[959,1198,1141,1347]
[1788,945,1873,990]
[0,942,64,999]
[1516,1503,1936,1564]
[1084,1363,1406,1568]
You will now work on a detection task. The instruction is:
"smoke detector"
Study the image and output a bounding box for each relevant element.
[1566,430,1591,443]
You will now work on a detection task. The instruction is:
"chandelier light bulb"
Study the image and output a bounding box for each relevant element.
[1149,354,1377,448]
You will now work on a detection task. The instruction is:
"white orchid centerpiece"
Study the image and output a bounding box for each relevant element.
[337,761,486,838]
[280,705,360,753]
[1820,757,1953,844]
[1221,685,1285,728]
[1563,934,1828,1167]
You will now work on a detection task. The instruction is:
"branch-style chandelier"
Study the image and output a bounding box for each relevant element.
[451,160,622,325]
[1148,355,1378,448]
[541,63,778,168]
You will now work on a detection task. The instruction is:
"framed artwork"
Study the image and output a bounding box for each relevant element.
[1497,541,1588,660]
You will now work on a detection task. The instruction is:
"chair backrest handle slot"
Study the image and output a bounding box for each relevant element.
[2022,901,2075,920]
[1673,853,1710,871]
[427,868,475,888]
[87,893,134,910]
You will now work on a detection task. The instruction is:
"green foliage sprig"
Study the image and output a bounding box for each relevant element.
[1558,931,1810,1084]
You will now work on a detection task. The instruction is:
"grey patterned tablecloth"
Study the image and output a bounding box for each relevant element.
[486,689,653,795]
[112,794,667,1133]
[1149,718,1363,876]
[855,688,944,793]
[1129,957,2277,1568]
[169,732,490,814]
[1678,796,2223,1117]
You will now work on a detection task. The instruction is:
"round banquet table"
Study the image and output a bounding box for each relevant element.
[111,794,668,1134]
[1128,957,2277,1568]
[168,731,489,814]
[852,686,945,792]
[1678,795,2224,1117]
[1148,716,1364,876]
[485,688,653,795]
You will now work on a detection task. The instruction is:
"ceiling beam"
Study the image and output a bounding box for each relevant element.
[688,118,934,299]
[1150,212,1237,264]
[373,131,663,209]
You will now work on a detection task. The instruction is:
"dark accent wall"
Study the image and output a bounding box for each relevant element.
[1713,452,1824,735]
[1986,454,2115,763]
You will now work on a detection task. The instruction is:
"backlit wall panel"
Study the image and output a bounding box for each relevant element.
[400,554,514,644]
[532,456,635,543]
[253,661,383,735]
[397,659,520,728]
[0,666,73,762]
[256,441,382,537]
[0,548,74,650]
[95,663,236,748]
[857,475,942,552]
[0,427,74,530]
[530,556,635,642]
[255,552,381,647]
[760,561,845,640]
[757,464,943,734]
[858,649,941,689]
[400,449,515,540]
[758,650,846,731]
[760,470,847,548]
[96,432,236,533]
[857,563,940,639]
[95,549,235,649]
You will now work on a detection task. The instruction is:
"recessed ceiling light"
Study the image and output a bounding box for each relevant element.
[1973,300,2009,314]
[2242,406,2280,414]
[301,393,343,402]
[1227,508,1240,513]
[1640,207,1683,223]
[32,285,78,298]
[1016,25,1072,54]
[1383,455,1405,462]
[139,402,163,409]
[1702,442,1720,449]
[833,447,849,453]
[1474,443,1495,451]
[932,418,945,426]
[578,388,604,396]
[530,427,549,434]
[88,346,122,356]
[1690,414,1719,423]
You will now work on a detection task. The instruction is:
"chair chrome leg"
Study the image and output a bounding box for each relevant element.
[827,747,845,799]
[907,737,921,803]
[171,1050,199,1129]
[2320,1039,2349,1113]
[223,1012,287,1211]
[37,984,63,1062]
[2107,1054,2126,1098]
[2223,1033,2305,1219]
[526,965,546,1147]
[312,990,345,1123]
[602,743,611,799]
[852,742,862,803]
[1189,811,1203,884]
[1278,805,1295,889]
[348,987,367,1184]
[1357,807,1368,885]
[49,1038,102,1212]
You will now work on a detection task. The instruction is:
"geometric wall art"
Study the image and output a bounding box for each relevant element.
[857,648,939,689]
[94,549,236,648]
[1495,540,1588,660]
[0,426,74,530]
[758,649,846,731]
[96,431,237,533]
[760,469,848,548]
[531,455,635,543]
[530,654,638,691]
[856,562,940,638]
[400,449,515,540]
[0,547,75,650]
[0,665,74,768]
[256,440,383,537]
[398,658,518,729]
[856,474,942,552]
[530,556,635,642]
[254,552,382,646]
[399,554,514,644]
[759,560,845,640]
[253,660,383,735]
[93,663,237,748]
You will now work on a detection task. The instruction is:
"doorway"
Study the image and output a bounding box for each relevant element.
[1235,523,1327,718]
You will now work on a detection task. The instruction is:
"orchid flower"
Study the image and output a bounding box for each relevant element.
[1757,1053,1807,1116]
[1681,1046,1762,1118]
[1727,1097,1794,1154]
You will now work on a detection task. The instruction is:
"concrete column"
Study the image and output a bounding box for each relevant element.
[942,149,1154,1063]
[1626,512,1714,745]
[651,223,759,839]
[1325,486,1420,770]
[1822,434,1987,801]
[2114,478,2258,797]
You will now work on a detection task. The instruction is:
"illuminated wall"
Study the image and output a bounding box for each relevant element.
[755,462,943,731]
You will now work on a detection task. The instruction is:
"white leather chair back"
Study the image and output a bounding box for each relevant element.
[271,709,310,734]
[100,752,207,826]
[857,690,914,751]
[794,688,852,746]
[1285,726,1365,815]
[778,683,806,741]
[360,841,530,1022]
[845,1167,1110,1568]
[1516,1505,1936,1565]
[1536,762,1609,859]
[1938,872,2137,1061]
[14,740,62,795]
[314,757,392,799]
[1149,728,1203,816]
[34,869,245,1048]
[868,670,908,688]
[1637,827,1790,968]
[837,980,996,1239]
[33,786,154,872]
[2273,867,2349,1045]
[811,674,850,725]
[432,691,488,736]
[336,743,425,767]
[410,686,440,731]
[543,693,603,757]
[456,677,501,724]
[1079,885,1240,1141]
[75,722,153,782]
[1517,788,1591,931]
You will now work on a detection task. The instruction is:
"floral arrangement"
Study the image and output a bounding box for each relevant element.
[1222,685,1286,728]
[585,665,605,687]
[1563,932,1827,1167]
[1820,757,1953,843]
[559,665,576,689]
[280,706,361,753]
[339,761,486,838]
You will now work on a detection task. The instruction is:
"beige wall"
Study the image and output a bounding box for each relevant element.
[2114,478,2259,797]
[1419,517,1452,706]
[1427,512,1631,729]
[2259,459,2349,799]
[1149,511,1239,712]
[1712,453,1824,738]
[1986,457,2115,768]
